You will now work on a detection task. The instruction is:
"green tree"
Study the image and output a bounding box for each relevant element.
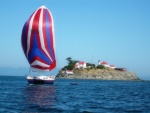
[64,57,77,70]
[97,65,105,69]
[66,57,73,64]
[87,63,96,68]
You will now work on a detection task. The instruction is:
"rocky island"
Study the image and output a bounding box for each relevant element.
[57,57,140,80]
[57,68,140,80]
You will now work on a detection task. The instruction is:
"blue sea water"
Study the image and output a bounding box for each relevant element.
[0,76,150,113]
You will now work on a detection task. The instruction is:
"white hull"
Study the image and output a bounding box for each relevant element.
[26,75,55,84]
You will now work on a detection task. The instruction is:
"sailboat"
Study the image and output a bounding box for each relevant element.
[21,5,56,84]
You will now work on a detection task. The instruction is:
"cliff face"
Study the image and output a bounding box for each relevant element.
[58,68,140,80]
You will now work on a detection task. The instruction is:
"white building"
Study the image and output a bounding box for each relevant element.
[66,70,74,75]
[100,61,116,69]
[109,65,116,69]
[74,61,86,69]
[100,61,110,68]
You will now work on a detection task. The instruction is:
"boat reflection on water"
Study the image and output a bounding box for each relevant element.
[24,85,56,108]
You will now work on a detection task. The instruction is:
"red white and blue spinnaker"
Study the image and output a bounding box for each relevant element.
[21,5,56,84]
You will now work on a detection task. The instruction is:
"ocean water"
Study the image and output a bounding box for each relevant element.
[0,76,150,113]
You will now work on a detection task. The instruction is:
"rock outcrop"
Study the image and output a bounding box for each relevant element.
[57,68,140,80]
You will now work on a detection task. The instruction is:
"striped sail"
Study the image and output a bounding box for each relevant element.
[21,5,56,71]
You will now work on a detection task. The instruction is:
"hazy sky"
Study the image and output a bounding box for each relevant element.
[0,0,150,80]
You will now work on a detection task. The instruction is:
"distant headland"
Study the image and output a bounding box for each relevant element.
[57,57,140,80]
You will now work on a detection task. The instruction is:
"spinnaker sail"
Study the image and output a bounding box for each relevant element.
[21,5,56,72]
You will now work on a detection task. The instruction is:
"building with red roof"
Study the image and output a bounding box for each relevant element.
[74,61,86,69]
[109,65,116,69]
[100,61,110,68]
[66,70,74,75]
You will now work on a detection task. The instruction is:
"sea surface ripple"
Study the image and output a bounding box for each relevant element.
[0,76,150,113]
